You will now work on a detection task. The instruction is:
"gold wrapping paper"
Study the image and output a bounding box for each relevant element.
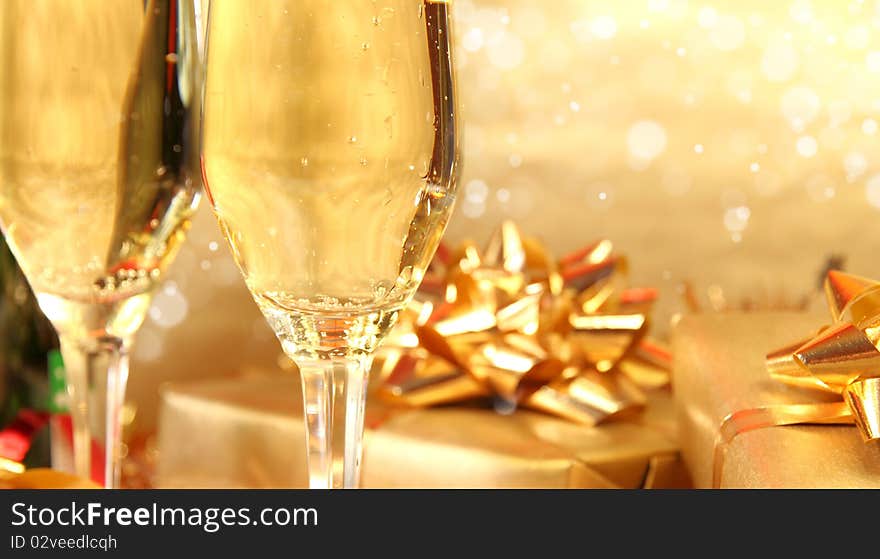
[156,375,687,489]
[0,468,100,489]
[673,312,880,488]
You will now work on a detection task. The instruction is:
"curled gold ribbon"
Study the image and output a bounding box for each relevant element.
[712,270,880,487]
[375,221,670,426]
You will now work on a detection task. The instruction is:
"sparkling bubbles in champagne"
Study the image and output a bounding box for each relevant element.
[202,1,459,359]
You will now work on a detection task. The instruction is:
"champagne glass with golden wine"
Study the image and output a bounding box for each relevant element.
[0,0,201,487]
[201,0,459,488]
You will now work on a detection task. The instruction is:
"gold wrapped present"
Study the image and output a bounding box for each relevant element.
[156,222,688,488]
[673,312,880,488]
[156,375,688,488]
[763,271,880,442]
[0,468,100,489]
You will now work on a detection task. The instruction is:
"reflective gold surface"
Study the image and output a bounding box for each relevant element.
[673,312,880,488]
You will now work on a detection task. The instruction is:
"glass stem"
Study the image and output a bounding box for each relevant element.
[296,355,371,489]
[58,335,130,489]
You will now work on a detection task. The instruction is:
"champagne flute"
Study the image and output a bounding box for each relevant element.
[0,0,201,487]
[201,0,459,488]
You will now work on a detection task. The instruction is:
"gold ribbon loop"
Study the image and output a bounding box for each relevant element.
[713,402,852,488]
[617,338,674,389]
[525,370,646,426]
[791,322,880,391]
[844,378,880,441]
[826,270,880,326]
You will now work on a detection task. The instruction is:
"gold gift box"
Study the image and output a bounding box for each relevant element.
[673,312,880,488]
[0,468,100,489]
[156,374,688,489]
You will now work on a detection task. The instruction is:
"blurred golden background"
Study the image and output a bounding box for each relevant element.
[119,0,880,429]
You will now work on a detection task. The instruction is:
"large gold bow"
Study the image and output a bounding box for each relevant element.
[765,270,880,441]
[374,221,670,426]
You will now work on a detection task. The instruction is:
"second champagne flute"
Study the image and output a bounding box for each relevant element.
[0,0,201,487]
[201,0,459,488]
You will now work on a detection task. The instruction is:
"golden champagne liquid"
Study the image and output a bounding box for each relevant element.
[0,1,201,340]
[202,0,458,358]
